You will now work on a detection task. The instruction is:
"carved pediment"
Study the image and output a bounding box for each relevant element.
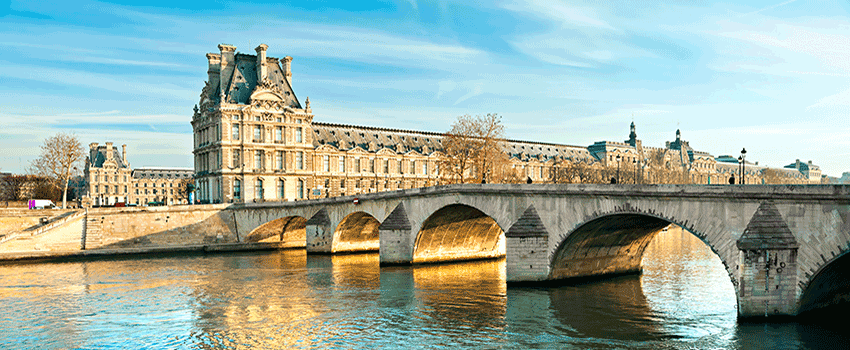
[347,146,368,154]
[250,78,284,103]
[376,148,396,156]
[316,144,339,152]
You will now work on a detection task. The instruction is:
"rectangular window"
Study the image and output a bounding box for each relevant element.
[232,151,240,168]
[296,127,303,143]
[398,160,403,174]
[278,179,285,199]
[297,180,304,199]
[370,159,375,173]
[423,162,428,175]
[296,151,303,170]
[339,157,345,173]
[323,155,330,172]
[232,124,240,140]
[254,126,262,142]
[114,175,118,181]
[255,179,264,199]
[383,159,389,173]
[275,127,282,142]
[234,179,241,199]
[340,179,345,188]
[124,185,127,193]
[276,151,284,170]
[410,161,415,174]
[355,158,360,173]
[255,150,263,169]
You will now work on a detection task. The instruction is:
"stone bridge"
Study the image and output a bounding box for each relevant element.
[231,183,850,318]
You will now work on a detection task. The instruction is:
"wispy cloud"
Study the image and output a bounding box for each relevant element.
[740,0,799,16]
[501,0,615,30]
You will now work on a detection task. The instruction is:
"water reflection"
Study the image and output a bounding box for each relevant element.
[1,230,849,349]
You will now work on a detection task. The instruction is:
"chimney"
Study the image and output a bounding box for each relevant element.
[205,53,221,97]
[283,56,293,86]
[90,142,98,150]
[122,144,127,165]
[105,142,114,160]
[255,44,268,82]
[218,44,237,102]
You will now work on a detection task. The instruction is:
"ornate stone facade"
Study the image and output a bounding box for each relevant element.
[83,142,192,207]
[191,44,822,204]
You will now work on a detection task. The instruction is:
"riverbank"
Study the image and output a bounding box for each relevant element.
[0,241,292,264]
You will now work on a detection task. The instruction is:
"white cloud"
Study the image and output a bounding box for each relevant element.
[501,0,615,30]
[454,82,484,105]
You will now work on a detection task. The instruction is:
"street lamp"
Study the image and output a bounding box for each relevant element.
[740,148,747,185]
[616,154,621,184]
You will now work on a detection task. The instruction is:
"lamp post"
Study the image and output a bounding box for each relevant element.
[740,148,747,185]
[616,154,621,184]
[632,159,637,184]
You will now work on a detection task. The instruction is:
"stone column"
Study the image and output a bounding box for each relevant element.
[736,201,799,317]
[306,208,334,253]
[379,202,415,265]
[506,205,550,282]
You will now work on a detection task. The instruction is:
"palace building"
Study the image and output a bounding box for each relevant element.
[191,44,821,204]
[83,142,193,207]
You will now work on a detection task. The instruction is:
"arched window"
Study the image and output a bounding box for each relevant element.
[256,179,264,199]
[234,179,242,199]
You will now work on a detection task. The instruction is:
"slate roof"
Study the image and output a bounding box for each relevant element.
[220,53,300,108]
[312,122,590,162]
[88,146,127,169]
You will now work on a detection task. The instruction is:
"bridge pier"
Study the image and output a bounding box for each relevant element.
[505,206,550,282]
[736,202,800,318]
[306,208,334,253]
[379,203,415,265]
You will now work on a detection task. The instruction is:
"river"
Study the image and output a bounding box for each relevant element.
[1,228,847,349]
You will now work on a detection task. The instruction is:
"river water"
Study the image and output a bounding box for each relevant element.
[1,229,848,349]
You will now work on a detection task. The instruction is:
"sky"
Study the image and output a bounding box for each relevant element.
[1,0,849,176]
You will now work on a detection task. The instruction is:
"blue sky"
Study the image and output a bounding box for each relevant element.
[1,0,849,176]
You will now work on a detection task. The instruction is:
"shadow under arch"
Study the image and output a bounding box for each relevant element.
[245,216,307,248]
[412,204,505,264]
[332,211,380,253]
[550,212,737,300]
[798,250,850,316]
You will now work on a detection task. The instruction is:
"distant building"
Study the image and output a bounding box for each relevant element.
[785,159,823,184]
[190,43,826,203]
[132,167,193,206]
[83,142,192,207]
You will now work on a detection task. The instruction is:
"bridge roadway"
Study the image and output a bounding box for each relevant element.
[233,183,850,318]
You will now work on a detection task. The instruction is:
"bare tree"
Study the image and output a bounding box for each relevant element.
[441,113,506,184]
[176,178,194,204]
[30,132,85,208]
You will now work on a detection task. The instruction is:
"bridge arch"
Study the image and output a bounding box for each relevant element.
[798,249,850,315]
[245,215,307,248]
[332,211,381,253]
[412,204,506,264]
[549,210,738,300]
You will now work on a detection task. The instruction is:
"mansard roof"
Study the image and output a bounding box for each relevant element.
[312,122,445,155]
[88,146,127,169]
[312,121,591,162]
[211,51,300,109]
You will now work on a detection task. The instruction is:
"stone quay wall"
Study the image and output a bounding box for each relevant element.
[0,205,289,262]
